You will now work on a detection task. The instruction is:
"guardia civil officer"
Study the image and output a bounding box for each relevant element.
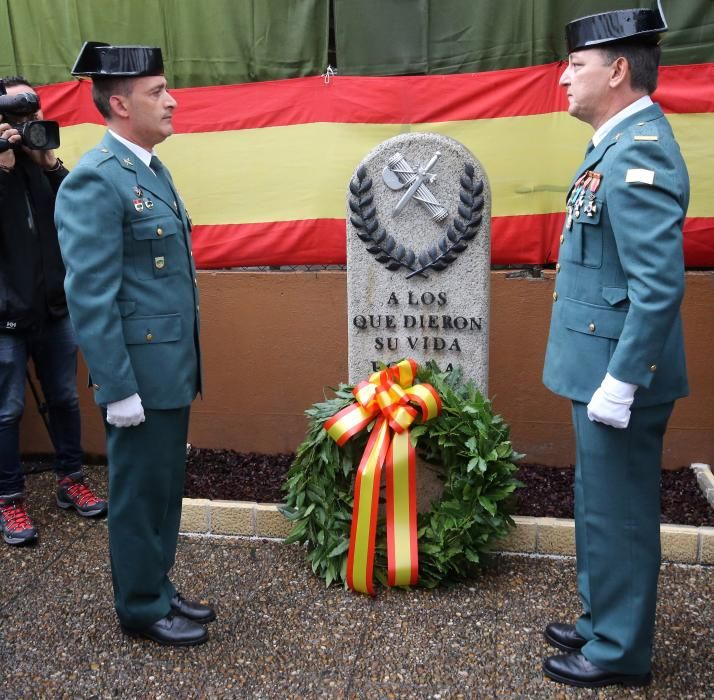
[55,43,213,646]
[541,3,689,688]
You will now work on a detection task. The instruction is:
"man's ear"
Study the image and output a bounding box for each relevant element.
[108,94,129,119]
[609,56,630,89]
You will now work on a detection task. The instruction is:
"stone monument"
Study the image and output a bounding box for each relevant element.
[347,132,491,392]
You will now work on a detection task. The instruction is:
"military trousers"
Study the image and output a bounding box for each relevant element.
[571,400,673,675]
[104,406,190,629]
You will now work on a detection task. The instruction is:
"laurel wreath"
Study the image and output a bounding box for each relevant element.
[349,163,484,279]
[281,362,522,589]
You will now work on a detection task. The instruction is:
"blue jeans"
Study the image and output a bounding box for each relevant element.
[0,315,83,496]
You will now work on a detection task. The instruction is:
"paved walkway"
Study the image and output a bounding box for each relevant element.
[1,466,712,699]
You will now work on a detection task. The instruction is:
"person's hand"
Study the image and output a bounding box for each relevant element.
[106,393,145,428]
[26,147,60,171]
[587,373,637,429]
[0,122,20,171]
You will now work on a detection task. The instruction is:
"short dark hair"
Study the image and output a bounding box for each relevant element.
[601,41,661,94]
[1,75,33,89]
[91,76,134,119]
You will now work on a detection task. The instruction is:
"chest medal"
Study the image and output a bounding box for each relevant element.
[566,171,602,229]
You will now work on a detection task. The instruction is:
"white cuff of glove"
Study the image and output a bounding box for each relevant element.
[106,393,145,428]
[586,373,638,429]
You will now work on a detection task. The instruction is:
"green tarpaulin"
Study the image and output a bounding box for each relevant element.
[0,0,712,87]
[335,0,714,75]
[0,0,329,86]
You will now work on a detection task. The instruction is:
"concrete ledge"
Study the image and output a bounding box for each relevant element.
[495,516,537,552]
[699,527,714,565]
[211,500,256,536]
[179,499,713,565]
[179,498,211,533]
[535,517,576,556]
[660,524,700,563]
[255,503,293,538]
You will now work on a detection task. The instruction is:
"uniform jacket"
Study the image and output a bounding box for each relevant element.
[0,151,69,331]
[543,103,689,407]
[55,132,201,409]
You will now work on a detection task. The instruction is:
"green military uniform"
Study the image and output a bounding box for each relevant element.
[543,103,689,673]
[55,131,201,629]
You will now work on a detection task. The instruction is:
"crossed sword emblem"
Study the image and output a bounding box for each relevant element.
[382,151,448,222]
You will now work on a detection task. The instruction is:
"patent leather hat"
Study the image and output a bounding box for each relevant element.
[71,41,164,77]
[565,3,668,54]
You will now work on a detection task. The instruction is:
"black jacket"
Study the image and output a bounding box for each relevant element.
[0,150,69,332]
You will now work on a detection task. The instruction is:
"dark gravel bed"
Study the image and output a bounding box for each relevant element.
[182,447,714,527]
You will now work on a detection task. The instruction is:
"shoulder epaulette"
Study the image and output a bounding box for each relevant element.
[631,120,659,142]
[77,146,115,169]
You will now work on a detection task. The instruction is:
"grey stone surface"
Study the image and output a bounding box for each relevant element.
[347,133,491,392]
[1,467,712,699]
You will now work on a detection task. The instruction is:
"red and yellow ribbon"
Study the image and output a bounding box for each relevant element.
[324,359,442,594]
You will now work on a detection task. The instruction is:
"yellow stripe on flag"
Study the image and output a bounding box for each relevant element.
[58,113,714,223]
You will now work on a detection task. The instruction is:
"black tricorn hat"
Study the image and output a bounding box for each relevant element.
[565,5,668,54]
[71,41,164,77]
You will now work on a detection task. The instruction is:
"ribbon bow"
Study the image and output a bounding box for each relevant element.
[324,359,442,594]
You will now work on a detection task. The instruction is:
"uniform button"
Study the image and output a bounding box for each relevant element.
[146,332,153,342]
[588,322,596,332]
[194,278,198,287]
[552,291,558,301]
[196,305,200,312]
[156,227,164,237]
[92,383,100,390]
[555,263,561,273]
[650,364,657,372]
[559,234,565,244]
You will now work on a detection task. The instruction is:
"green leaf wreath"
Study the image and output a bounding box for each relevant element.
[281,362,523,589]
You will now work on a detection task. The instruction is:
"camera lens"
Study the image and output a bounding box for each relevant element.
[25,122,50,148]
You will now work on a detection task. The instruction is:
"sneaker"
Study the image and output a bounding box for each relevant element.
[56,472,108,518]
[0,495,39,545]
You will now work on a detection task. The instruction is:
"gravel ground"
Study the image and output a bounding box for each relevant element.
[1,466,712,699]
[180,448,714,527]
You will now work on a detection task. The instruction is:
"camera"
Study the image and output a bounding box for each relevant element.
[0,80,60,153]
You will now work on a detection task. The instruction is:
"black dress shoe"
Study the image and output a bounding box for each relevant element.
[544,622,587,652]
[544,652,652,688]
[170,593,216,623]
[121,612,208,646]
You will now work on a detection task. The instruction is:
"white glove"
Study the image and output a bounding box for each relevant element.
[106,393,146,428]
[587,373,638,429]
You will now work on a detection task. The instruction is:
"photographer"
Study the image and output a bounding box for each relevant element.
[0,76,106,546]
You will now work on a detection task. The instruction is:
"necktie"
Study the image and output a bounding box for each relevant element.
[150,155,179,210]
[584,140,594,157]
[150,154,167,178]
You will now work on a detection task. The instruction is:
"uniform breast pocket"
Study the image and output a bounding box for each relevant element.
[130,218,182,280]
[564,198,604,269]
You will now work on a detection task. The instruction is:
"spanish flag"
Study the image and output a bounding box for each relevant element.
[41,61,714,269]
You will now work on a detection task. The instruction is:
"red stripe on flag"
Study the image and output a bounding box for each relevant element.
[39,62,714,132]
[192,215,714,268]
[683,217,714,264]
[192,219,346,268]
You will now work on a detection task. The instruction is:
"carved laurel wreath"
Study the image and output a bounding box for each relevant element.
[349,163,484,278]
